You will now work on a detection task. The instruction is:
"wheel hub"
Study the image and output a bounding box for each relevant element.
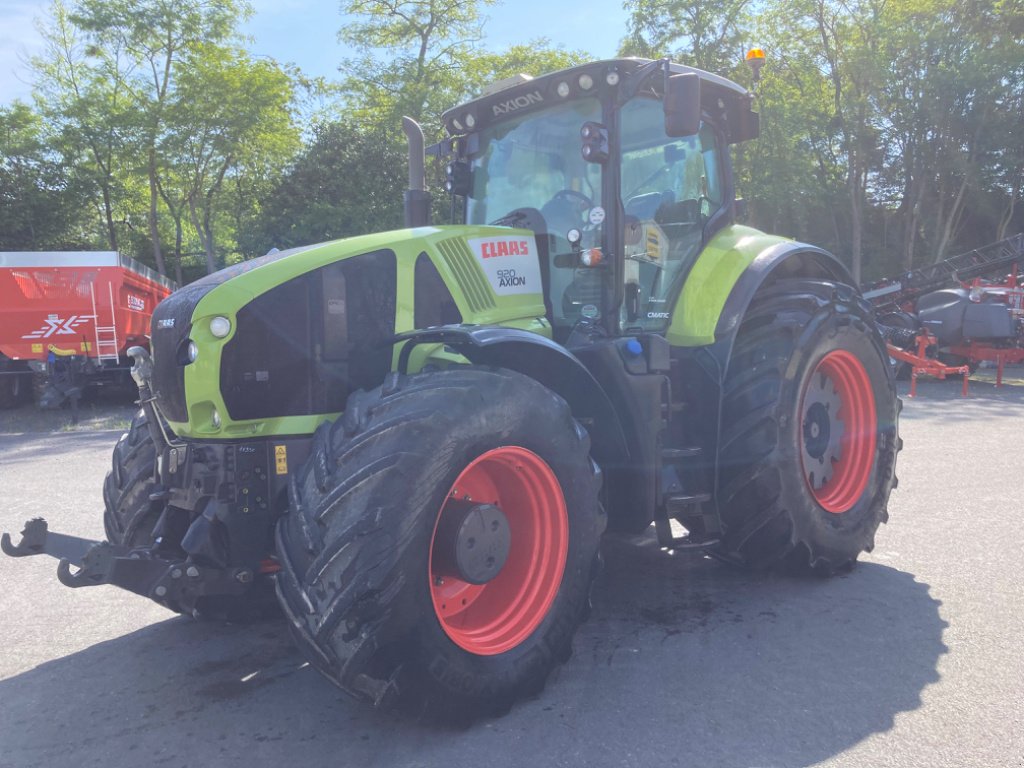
[435,500,511,585]
[801,370,845,490]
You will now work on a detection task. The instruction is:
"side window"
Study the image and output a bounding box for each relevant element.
[619,97,724,330]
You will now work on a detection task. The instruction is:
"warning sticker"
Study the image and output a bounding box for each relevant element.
[274,445,288,475]
[467,236,543,296]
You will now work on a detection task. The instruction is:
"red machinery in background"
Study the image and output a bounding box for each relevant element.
[0,251,176,409]
[865,234,1024,391]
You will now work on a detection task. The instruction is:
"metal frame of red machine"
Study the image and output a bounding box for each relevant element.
[866,235,1024,392]
[0,252,176,403]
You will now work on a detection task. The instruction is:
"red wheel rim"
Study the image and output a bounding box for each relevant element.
[429,447,568,656]
[800,350,877,514]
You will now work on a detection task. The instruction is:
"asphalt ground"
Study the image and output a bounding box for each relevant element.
[1,376,1022,768]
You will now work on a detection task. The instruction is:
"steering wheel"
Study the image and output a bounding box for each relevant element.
[549,189,594,209]
[541,189,596,238]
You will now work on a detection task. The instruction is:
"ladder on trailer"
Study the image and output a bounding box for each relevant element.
[89,281,120,365]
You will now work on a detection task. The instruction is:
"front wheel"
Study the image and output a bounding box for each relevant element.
[103,411,278,620]
[717,279,900,574]
[276,367,604,722]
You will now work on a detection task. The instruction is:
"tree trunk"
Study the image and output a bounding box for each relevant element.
[148,150,166,276]
[101,182,118,252]
[996,175,1020,241]
[189,196,216,274]
[173,217,184,285]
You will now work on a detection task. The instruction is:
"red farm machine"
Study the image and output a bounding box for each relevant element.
[0,251,176,410]
[865,233,1024,393]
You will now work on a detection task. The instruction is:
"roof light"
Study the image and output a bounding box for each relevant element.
[605,70,620,86]
[556,81,570,98]
[452,117,464,131]
[464,112,476,129]
[745,48,766,85]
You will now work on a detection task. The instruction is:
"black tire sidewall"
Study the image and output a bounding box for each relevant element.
[397,407,600,706]
[775,309,897,563]
[280,368,603,717]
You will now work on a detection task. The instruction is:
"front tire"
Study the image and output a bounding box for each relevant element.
[717,279,900,574]
[276,367,604,722]
[103,411,277,620]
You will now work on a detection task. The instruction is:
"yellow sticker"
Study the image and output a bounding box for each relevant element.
[274,445,288,475]
[31,343,43,353]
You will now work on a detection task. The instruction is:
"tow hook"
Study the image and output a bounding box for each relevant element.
[2,518,252,612]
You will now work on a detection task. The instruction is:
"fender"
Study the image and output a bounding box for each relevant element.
[393,325,631,469]
[666,225,854,348]
[713,240,854,351]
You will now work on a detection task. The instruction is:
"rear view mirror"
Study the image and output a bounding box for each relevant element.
[664,73,701,137]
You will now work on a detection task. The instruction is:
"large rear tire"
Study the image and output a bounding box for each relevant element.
[717,279,900,574]
[103,411,278,620]
[276,367,604,722]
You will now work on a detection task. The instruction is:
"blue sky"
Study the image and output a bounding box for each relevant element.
[0,0,629,106]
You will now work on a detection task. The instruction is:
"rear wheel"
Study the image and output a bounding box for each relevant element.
[717,279,900,574]
[276,367,604,722]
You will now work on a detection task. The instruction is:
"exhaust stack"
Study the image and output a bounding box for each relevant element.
[402,116,431,228]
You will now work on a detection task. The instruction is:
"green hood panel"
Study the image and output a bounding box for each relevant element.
[168,225,550,438]
[666,225,790,347]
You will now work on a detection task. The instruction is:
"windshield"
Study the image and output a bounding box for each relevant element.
[467,98,605,331]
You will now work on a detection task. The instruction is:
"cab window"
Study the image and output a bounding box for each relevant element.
[619,96,723,330]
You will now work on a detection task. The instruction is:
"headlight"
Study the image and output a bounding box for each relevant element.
[187,341,199,363]
[209,316,231,338]
[211,408,221,428]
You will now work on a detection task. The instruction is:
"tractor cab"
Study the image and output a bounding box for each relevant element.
[431,58,759,340]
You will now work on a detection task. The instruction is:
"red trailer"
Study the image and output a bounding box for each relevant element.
[0,251,176,409]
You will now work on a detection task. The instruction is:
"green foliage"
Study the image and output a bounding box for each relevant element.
[239,120,406,253]
[627,0,1024,280]
[0,102,92,249]
[8,0,1021,287]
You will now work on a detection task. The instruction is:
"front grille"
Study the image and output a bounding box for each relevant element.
[151,284,209,422]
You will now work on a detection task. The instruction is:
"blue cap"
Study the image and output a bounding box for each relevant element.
[625,339,643,357]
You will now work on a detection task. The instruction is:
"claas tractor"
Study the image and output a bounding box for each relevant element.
[3,57,900,722]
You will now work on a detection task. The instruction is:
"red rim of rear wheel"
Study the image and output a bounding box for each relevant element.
[429,446,568,656]
[800,350,877,514]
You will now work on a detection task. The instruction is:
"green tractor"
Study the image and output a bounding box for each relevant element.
[3,57,900,721]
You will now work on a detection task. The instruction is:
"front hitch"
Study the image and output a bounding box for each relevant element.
[2,518,253,612]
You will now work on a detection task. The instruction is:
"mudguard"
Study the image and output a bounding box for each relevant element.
[666,225,854,349]
[393,324,631,470]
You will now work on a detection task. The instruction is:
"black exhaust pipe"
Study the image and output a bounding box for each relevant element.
[402,116,431,228]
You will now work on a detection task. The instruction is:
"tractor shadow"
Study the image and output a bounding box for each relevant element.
[0,534,946,768]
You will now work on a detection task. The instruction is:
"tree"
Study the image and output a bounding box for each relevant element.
[240,120,407,253]
[338,0,497,128]
[165,44,298,272]
[67,0,251,275]
[31,0,137,252]
[0,101,92,250]
[620,0,751,73]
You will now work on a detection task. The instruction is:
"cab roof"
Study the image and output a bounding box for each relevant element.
[441,58,756,143]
